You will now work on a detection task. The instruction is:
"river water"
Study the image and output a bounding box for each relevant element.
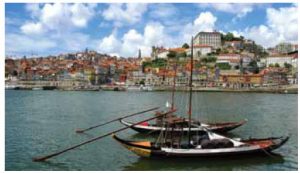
[5,90,298,171]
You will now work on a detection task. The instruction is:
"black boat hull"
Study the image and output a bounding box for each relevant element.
[112,134,289,158]
[120,119,247,134]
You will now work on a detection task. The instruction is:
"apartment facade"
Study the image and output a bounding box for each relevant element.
[265,55,294,67]
[193,31,221,49]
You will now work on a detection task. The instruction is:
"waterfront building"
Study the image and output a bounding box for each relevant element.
[193,31,221,49]
[126,70,146,85]
[175,71,189,86]
[219,73,263,88]
[265,54,294,67]
[260,68,288,85]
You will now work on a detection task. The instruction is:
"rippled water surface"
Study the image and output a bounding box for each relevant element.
[5,90,298,170]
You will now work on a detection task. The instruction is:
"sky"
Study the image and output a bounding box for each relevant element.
[5,3,298,58]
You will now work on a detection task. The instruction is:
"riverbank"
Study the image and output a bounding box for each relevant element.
[146,86,298,94]
[5,82,298,94]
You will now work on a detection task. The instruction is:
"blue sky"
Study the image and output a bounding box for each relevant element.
[5,3,298,58]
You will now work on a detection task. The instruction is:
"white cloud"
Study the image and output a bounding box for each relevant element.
[97,22,173,57]
[21,3,96,35]
[144,22,167,46]
[241,4,298,48]
[62,32,92,52]
[199,3,254,18]
[193,12,217,30]
[20,22,44,35]
[70,3,96,27]
[102,3,147,27]
[266,6,298,41]
[97,33,122,56]
[97,11,218,57]
[149,4,177,19]
[121,29,144,56]
[6,33,56,55]
[25,3,41,18]
[181,11,217,43]
[12,3,97,56]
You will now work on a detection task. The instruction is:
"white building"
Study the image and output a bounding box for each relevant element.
[126,70,146,85]
[193,31,221,49]
[216,54,241,69]
[265,55,294,67]
[275,42,297,54]
[292,58,298,68]
[187,45,212,59]
[240,55,252,67]
[157,50,169,59]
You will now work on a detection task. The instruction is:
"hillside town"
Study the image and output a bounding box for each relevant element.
[5,31,298,93]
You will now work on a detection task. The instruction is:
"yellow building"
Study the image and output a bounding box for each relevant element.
[220,74,263,87]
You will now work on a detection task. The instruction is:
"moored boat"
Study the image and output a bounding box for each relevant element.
[120,118,247,134]
[112,131,289,158]
[113,36,289,159]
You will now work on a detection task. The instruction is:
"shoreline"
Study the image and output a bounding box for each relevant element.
[5,83,298,94]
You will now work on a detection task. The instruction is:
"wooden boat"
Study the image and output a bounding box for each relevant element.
[120,117,247,134]
[112,131,289,158]
[113,36,289,158]
[120,54,247,134]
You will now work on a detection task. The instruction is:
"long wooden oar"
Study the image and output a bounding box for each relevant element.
[75,107,160,133]
[32,109,176,162]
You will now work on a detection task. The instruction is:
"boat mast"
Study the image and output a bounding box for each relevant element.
[171,60,177,111]
[188,36,194,146]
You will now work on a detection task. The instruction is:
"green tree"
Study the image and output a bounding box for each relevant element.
[269,64,274,67]
[201,57,208,63]
[152,58,167,67]
[142,61,152,72]
[207,56,217,63]
[177,52,187,58]
[284,62,292,69]
[249,60,258,67]
[248,60,259,73]
[275,63,280,67]
[182,43,190,49]
[167,51,177,59]
[217,63,231,70]
[139,80,145,85]
[13,70,18,76]
[216,48,221,55]
[224,32,234,41]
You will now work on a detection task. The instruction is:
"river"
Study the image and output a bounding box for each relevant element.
[5,90,298,170]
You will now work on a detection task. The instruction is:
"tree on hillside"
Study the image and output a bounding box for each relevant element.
[167,51,177,59]
[177,52,187,58]
[248,60,259,74]
[182,43,190,49]
[224,32,234,41]
[217,63,231,70]
[284,62,292,69]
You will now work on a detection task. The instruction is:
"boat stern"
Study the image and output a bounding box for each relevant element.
[112,134,152,157]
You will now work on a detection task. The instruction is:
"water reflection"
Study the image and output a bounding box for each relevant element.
[123,154,285,171]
